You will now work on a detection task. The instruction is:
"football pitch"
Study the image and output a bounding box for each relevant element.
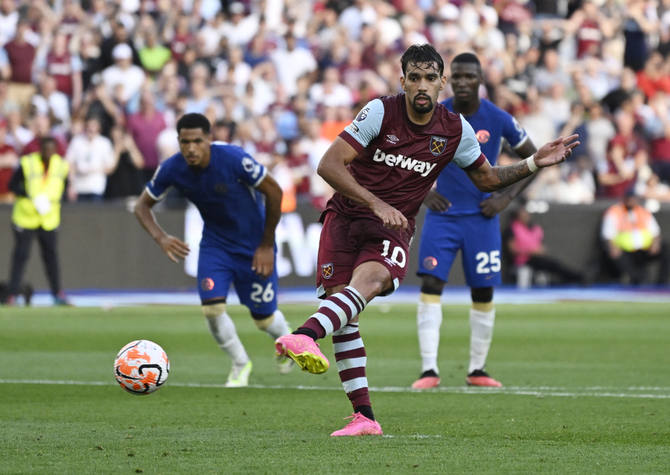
[1,302,669,474]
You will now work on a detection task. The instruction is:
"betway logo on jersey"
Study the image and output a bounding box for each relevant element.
[372,149,437,177]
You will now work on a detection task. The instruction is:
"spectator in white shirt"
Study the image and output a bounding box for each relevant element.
[308,66,353,110]
[221,2,259,47]
[271,32,317,98]
[65,117,115,201]
[101,43,145,108]
[31,74,71,133]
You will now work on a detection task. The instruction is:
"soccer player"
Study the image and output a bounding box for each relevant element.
[412,53,538,390]
[134,113,293,388]
[274,44,578,436]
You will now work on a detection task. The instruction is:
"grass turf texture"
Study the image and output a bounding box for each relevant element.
[1,302,669,474]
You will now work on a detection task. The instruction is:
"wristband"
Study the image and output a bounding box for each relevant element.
[526,155,538,173]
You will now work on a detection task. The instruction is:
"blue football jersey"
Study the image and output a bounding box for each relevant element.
[146,142,268,257]
[436,98,528,216]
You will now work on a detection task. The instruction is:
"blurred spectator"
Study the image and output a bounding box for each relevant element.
[564,0,617,59]
[100,19,139,69]
[77,81,119,139]
[138,28,172,78]
[534,48,572,94]
[601,67,638,115]
[556,160,596,204]
[65,117,115,201]
[601,189,670,284]
[4,109,33,151]
[31,74,71,133]
[0,0,19,48]
[76,32,105,92]
[101,43,146,109]
[598,111,648,198]
[22,114,67,157]
[338,0,377,41]
[215,45,252,93]
[271,32,317,98]
[309,65,354,110]
[636,51,670,100]
[165,14,194,63]
[586,102,616,170]
[0,118,17,203]
[37,30,83,112]
[622,0,658,72]
[221,2,259,47]
[505,205,584,286]
[4,20,37,111]
[105,125,144,200]
[126,90,167,183]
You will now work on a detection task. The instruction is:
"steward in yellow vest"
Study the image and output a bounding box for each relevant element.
[5,137,70,306]
[601,191,670,285]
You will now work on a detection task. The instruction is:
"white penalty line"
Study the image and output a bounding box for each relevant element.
[2,379,670,399]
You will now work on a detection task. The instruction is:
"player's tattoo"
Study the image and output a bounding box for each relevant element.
[494,161,529,187]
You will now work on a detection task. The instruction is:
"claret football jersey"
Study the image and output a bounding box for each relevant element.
[333,93,485,223]
[146,142,268,257]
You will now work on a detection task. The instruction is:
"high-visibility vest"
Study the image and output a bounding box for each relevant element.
[604,203,654,252]
[12,153,69,231]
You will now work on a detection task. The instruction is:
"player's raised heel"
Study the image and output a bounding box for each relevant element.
[274,334,329,374]
[466,369,502,387]
[330,413,383,436]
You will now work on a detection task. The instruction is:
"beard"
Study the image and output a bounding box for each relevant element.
[411,94,434,114]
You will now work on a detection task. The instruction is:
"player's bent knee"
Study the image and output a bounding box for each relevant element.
[420,274,445,296]
[252,313,274,330]
[202,302,226,319]
[471,287,493,305]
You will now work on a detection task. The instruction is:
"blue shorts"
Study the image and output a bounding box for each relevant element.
[197,245,278,316]
[417,212,502,288]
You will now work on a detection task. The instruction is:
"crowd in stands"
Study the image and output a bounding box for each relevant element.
[2,0,670,211]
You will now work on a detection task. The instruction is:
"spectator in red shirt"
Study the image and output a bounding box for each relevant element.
[636,52,670,100]
[125,90,167,182]
[43,30,83,111]
[598,111,648,198]
[22,114,67,157]
[4,20,36,111]
[0,118,18,203]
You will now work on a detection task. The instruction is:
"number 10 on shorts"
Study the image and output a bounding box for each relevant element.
[381,240,407,268]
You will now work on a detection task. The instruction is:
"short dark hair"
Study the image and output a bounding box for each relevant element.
[177,113,211,135]
[40,136,57,149]
[400,44,444,77]
[451,52,481,68]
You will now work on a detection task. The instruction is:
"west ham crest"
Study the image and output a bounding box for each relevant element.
[430,136,447,156]
[321,263,334,279]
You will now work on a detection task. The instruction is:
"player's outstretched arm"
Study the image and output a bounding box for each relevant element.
[134,190,190,262]
[467,135,579,193]
[253,173,283,278]
[317,137,408,231]
[479,139,538,217]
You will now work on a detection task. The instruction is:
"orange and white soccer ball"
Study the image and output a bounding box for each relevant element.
[114,340,169,395]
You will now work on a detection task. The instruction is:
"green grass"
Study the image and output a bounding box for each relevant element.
[1,302,669,474]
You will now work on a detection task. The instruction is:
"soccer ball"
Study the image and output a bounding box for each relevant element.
[114,340,170,395]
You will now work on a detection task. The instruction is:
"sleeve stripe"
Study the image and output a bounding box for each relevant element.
[463,154,487,172]
[252,166,268,187]
[146,186,169,202]
[511,135,530,151]
[339,130,365,153]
